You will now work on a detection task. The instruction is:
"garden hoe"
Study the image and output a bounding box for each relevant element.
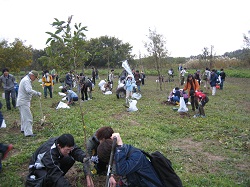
[39,97,46,126]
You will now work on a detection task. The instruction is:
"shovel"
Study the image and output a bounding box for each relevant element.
[38,97,46,126]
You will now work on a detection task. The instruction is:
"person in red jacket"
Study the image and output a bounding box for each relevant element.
[193,91,209,118]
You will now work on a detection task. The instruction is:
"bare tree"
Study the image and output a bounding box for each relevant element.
[144,28,168,91]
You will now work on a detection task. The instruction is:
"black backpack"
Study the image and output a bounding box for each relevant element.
[141,150,183,187]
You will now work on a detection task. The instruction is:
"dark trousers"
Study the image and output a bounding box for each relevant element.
[81,87,88,101]
[180,76,185,86]
[33,156,75,187]
[198,97,209,116]
[44,85,52,98]
[5,89,16,110]
[190,95,199,111]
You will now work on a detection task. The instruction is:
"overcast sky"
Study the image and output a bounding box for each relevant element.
[1,0,249,58]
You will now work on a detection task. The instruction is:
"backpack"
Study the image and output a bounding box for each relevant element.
[202,73,207,80]
[142,150,183,187]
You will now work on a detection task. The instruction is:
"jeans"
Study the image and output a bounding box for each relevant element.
[32,156,75,187]
[5,89,16,110]
[44,85,52,98]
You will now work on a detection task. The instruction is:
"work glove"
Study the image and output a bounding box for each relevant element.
[37,92,42,97]
[90,155,99,163]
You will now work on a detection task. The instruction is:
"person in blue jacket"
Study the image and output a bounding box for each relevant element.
[124,75,134,107]
[210,69,219,96]
[61,88,78,105]
[97,133,163,187]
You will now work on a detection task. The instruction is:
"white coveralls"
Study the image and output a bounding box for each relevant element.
[16,75,39,136]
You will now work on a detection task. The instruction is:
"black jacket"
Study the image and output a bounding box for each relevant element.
[29,137,87,185]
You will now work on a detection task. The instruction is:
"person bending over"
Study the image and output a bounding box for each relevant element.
[97,133,163,187]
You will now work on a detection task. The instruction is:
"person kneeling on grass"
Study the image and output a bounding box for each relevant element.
[26,134,94,187]
[193,91,209,118]
[97,133,163,187]
[61,88,78,105]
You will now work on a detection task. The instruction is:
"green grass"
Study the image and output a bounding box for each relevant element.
[0,71,250,187]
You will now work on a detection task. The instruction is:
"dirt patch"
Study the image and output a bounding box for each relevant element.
[129,120,141,126]
[111,112,129,120]
[172,138,226,173]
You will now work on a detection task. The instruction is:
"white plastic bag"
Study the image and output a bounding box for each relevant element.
[178,97,188,113]
[56,101,70,109]
[127,100,138,112]
[104,91,112,95]
[132,93,142,100]
[0,119,6,128]
[58,92,66,97]
[98,80,106,88]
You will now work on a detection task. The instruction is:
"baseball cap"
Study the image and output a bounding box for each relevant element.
[30,70,39,78]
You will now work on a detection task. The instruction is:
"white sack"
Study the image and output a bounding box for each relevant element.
[0,119,6,128]
[98,80,106,88]
[58,92,66,97]
[56,101,70,109]
[100,85,105,91]
[104,91,112,95]
[117,83,125,89]
[178,97,188,112]
[132,93,142,100]
[59,86,63,89]
[62,97,67,101]
[127,100,138,112]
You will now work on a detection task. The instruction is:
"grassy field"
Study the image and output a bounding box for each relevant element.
[0,73,249,187]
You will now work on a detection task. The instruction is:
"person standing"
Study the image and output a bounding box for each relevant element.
[210,69,219,96]
[95,68,99,80]
[194,69,201,85]
[203,67,211,90]
[219,68,226,90]
[178,64,183,72]
[42,70,53,98]
[0,68,16,110]
[16,70,41,137]
[92,67,96,85]
[65,71,73,89]
[134,70,142,92]
[140,71,145,85]
[183,74,200,111]
[108,69,115,89]
[180,67,187,86]
[124,75,133,107]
